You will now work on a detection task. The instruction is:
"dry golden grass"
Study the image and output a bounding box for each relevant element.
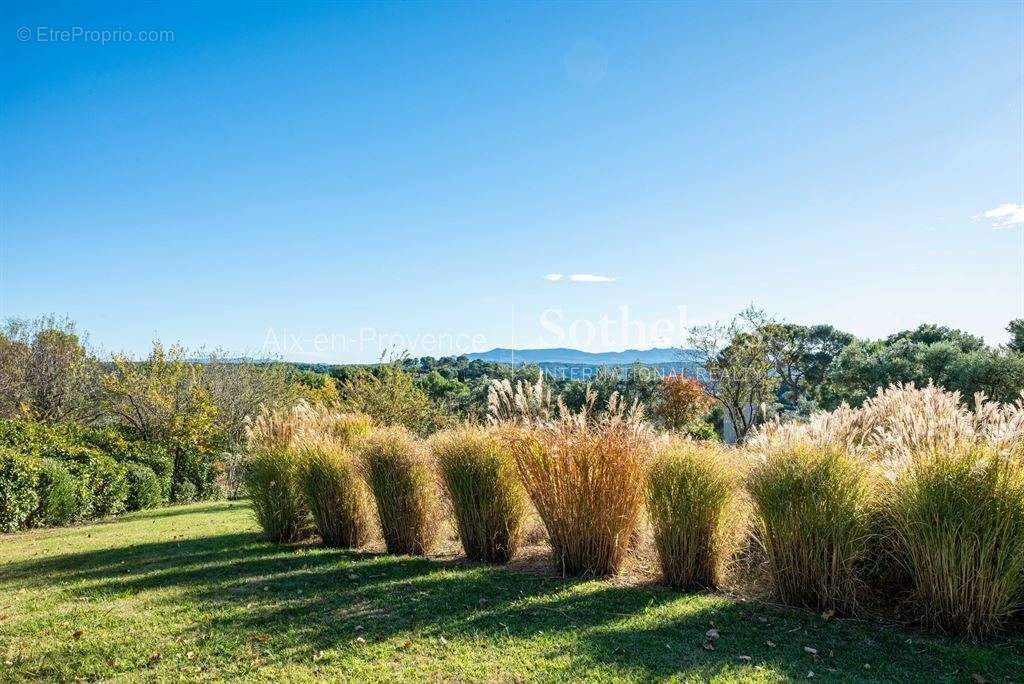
[502,388,653,577]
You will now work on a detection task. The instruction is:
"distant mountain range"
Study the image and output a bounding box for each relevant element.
[466,347,697,366]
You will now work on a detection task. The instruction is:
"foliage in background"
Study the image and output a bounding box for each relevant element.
[653,373,714,432]
[0,317,102,424]
[689,308,781,442]
[200,357,297,449]
[431,425,527,563]
[101,342,224,502]
[338,361,446,435]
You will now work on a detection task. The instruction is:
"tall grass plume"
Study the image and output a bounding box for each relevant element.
[746,440,876,612]
[295,436,371,548]
[431,425,526,563]
[503,387,652,577]
[646,439,742,590]
[885,444,1024,637]
[358,426,438,555]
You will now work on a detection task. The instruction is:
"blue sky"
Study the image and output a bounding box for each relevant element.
[2,1,1022,362]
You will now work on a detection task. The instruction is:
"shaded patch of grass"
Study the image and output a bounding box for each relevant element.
[1,501,1022,682]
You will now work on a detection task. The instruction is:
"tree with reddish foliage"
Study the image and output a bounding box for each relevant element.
[655,374,714,432]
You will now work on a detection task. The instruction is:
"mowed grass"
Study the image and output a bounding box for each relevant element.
[2,503,1022,683]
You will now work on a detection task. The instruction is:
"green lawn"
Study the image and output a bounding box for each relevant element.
[1,502,1021,682]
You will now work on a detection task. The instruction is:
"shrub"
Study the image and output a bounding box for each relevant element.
[746,441,876,612]
[245,446,310,543]
[646,440,740,590]
[295,437,370,548]
[0,447,39,532]
[505,391,652,577]
[431,425,526,563]
[683,420,718,441]
[339,362,446,434]
[885,445,1024,637]
[358,426,437,555]
[72,450,129,518]
[125,463,164,511]
[31,457,80,526]
[173,479,198,505]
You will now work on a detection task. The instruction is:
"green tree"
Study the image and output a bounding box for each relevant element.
[689,308,780,442]
[101,342,224,501]
[1007,319,1024,354]
[338,361,445,434]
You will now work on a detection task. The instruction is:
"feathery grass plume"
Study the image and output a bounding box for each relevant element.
[431,425,527,563]
[746,439,877,612]
[358,426,438,555]
[646,439,743,590]
[884,443,1024,637]
[487,375,554,424]
[244,445,311,543]
[294,435,371,548]
[751,383,1024,464]
[504,386,652,577]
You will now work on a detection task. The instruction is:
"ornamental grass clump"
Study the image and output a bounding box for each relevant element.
[431,425,526,563]
[646,439,742,590]
[294,436,371,548]
[359,426,438,555]
[244,445,311,543]
[503,387,652,577]
[885,444,1024,637]
[746,440,876,613]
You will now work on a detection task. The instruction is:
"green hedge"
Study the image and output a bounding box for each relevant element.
[126,463,163,511]
[0,447,39,533]
[30,457,80,527]
[0,419,188,532]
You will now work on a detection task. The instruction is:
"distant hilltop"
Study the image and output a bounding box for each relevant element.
[466,347,698,366]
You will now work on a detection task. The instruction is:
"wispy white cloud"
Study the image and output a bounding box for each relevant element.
[542,273,564,281]
[569,273,616,283]
[982,203,1024,229]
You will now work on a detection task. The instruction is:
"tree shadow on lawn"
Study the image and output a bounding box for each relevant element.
[5,526,1024,682]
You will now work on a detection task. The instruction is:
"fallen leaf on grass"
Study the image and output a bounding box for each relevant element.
[821,610,834,621]
[765,641,776,648]
[738,655,752,662]
[804,646,818,657]
[702,641,715,651]
[72,629,83,640]
[971,675,988,684]
[705,629,720,640]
